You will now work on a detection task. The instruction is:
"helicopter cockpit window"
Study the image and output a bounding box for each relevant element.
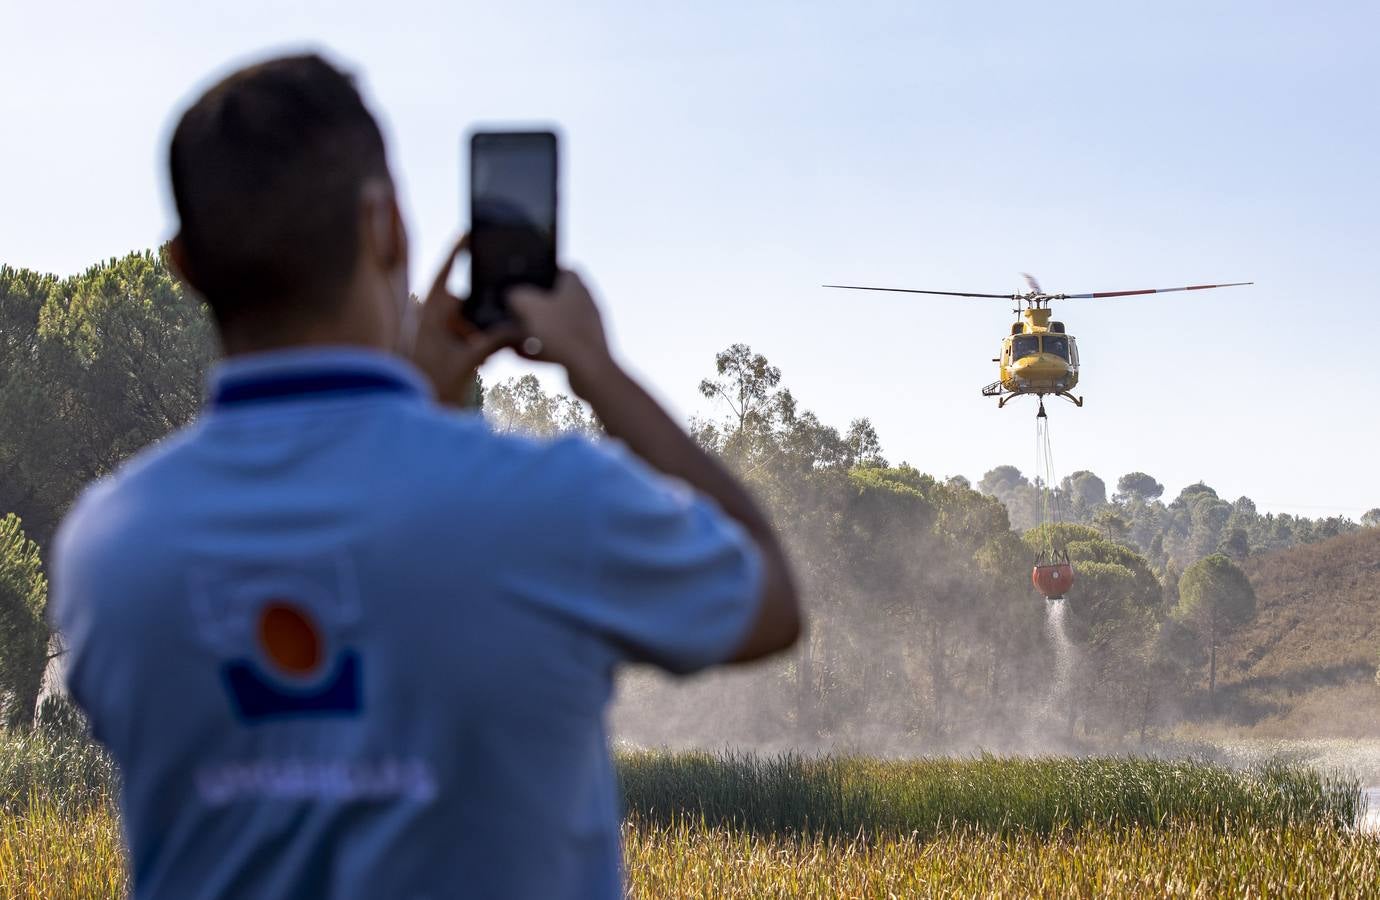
[1043,336,1069,360]
[1011,335,1039,359]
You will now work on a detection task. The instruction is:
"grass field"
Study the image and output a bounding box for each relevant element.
[624,821,1380,898]
[0,732,1374,897]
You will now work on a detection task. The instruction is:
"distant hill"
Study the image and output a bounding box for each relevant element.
[1212,528,1380,735]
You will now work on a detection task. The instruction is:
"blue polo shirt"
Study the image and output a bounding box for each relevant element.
[51,347,761,900]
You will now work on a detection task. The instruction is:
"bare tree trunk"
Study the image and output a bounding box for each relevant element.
[6,662,46,730]
[928,620,947,738]
[1207,609,1220,712]
[796,631,815,739]
[1208,640,1217,709]
[986,647,1001,722]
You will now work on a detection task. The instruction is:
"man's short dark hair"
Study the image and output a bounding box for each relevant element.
[169,53,388,331]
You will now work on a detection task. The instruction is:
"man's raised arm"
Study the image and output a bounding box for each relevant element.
[509,274,801,662]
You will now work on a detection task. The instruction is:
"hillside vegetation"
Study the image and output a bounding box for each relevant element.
[1210,528,1380,736]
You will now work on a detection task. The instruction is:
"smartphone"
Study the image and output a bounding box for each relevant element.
[464,130,559,329]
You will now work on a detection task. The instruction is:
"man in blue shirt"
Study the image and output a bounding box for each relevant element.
[51,53,800,899]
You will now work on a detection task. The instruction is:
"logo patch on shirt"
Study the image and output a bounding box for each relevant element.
[189,556,364,723]
[259,602,324,675]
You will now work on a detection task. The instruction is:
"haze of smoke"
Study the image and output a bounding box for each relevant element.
[611,539,1090,758]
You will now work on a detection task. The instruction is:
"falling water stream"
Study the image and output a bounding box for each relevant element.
[1044,598,1074,706]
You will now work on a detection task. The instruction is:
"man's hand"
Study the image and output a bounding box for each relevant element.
[407,235,519,407]
[507,271,615,386]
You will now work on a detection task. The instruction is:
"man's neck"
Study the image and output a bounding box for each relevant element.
[218,310,392,359]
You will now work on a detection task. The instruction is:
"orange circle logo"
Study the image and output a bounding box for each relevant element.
[257,602,323,676]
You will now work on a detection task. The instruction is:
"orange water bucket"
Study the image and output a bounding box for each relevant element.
[1032,562,1075,600]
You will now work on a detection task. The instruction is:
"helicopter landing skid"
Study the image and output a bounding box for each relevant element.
[987,389,1084,410]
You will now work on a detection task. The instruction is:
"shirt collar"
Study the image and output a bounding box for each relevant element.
[207,347,434,410]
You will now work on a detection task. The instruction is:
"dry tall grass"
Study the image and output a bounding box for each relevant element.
[0,801,126,899]
[625,820,1380,899]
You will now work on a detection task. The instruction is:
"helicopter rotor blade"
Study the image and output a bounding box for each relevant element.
[822,284,1016,299]
[1058,281,1253,299]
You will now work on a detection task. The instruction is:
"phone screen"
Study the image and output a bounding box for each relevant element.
[465,131,558,329]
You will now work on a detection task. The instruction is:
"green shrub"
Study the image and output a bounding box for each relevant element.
[0,727,116,814]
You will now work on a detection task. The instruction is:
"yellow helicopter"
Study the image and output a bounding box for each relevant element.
[825,274,1251,411]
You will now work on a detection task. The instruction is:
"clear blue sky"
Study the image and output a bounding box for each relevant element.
[4,0,1376,517]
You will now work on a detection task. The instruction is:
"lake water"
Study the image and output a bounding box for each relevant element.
[1171,738,1380,832]
[1362,788,1380,833]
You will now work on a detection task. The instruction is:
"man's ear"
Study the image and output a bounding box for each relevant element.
[361,179,407,272]
[167,234,201,295]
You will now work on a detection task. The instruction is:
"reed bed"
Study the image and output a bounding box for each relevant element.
[0,729,115,815]
[619,750,1363,838]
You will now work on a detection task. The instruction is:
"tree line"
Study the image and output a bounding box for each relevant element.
[980,465,1371,578]
[0,249,1371,744]
[1,251,214,726]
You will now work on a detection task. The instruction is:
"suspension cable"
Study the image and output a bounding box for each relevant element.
[1034,401,1064,562]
